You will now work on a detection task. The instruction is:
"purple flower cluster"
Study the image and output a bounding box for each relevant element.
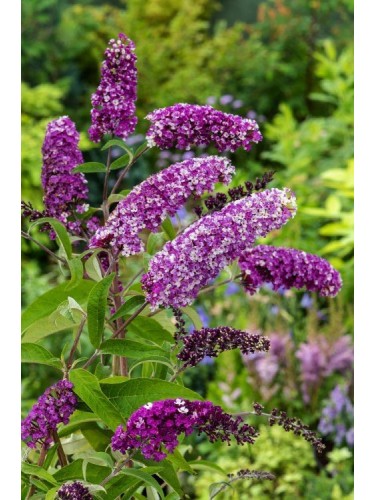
[146,103,263,152]
[41,116,88,235]
[296,335,353,403]
[318,385,354,448]
[177,327,270,368]
[89,156,235,256]
[112,399,258,461]
[57,482,93,499]
[142,188,297,309]
[89,33,137,142]
[239,245,342,297]
[21,380,77,449]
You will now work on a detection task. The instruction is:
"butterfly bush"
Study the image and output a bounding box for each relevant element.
[41,116,89,235]
[112,399,258,461]
[146,103,263,152]
[239,245,342,297]
[57,482,93,499]
[89,33,137,142]
[21,31,347,495]
[89,156,235,256]
[21,380,77,449]
[142,188,297,309]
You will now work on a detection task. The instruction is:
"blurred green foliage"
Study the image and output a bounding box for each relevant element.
[193,425,353,499]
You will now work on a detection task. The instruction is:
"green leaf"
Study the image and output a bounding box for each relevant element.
[161,217,176,240]
[110,154,132,170]
[100,339,167,359]
[30,217,72,259]
[45,486,60,499]
[108,193,127,205]
[189,460,227,476]
[134,142,149,158]
[21,280,94,333]
[66,258,84,289]
[102,138,133,154]
[21,463,58,485]
[147,232,166,255]
[120,469,165,498]
[101,378,202,418]
[85,252,104,282]
[110,296,146,321]
[58,411,99,437]
[87,274,115,348]
[126,317,173,346]
[181,306,203,330]
[22,308,81,343]
[167,449,195,474]
[73,162,107,173]
[21,343,62,369]
[70,369,125,431]
[53,459,84,482]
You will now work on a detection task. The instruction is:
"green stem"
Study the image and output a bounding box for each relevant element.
[102,146,113,222]
[26,444,48,499]
[110,145,150,196]
[52,430,68,467]
[21,231,66,264]
[66,316,87,371]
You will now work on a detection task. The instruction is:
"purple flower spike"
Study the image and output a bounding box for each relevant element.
[178,327,270,368]
[41,116,89,235]
[89,33,137,142]
[239,246,342,297]
[21,380,77,449]
[146,103,263,152]
[58,482,93,499]
[142,188,296,309]
[89,156,235,256]
[111,399,258,461]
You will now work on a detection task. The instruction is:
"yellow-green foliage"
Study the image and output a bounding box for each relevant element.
[193,424,315,499]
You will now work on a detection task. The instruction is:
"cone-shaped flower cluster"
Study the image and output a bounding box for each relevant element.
[41,116,88,235]
[89,156,235,256]
[142,188,297,309]
[89,33,137,142]
[146,103,262,152]
[112,399,258,461]
[21,380,77,449]
[178,327,270,368]
[57,482,93,500]
[238,245,342,297]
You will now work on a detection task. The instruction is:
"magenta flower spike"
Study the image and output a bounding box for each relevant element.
[41,116,88,235]
[238,245,342,297]
[21,380,77,449]
[89,33,138,142]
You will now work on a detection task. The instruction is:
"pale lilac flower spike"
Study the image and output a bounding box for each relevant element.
[146,103,263,152]
[142,188,297,309]
[89,33,137,142]
[89,156,235,256]
[238,245,342,297]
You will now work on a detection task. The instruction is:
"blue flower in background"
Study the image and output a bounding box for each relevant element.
[225,282,240,296]
[301,293,313,309]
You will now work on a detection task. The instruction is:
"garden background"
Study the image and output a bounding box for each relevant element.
[21,0,354,497]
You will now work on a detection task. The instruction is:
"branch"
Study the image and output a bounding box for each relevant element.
[21,230,66,264]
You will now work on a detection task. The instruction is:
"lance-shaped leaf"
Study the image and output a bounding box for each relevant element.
[87,273,115,348]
